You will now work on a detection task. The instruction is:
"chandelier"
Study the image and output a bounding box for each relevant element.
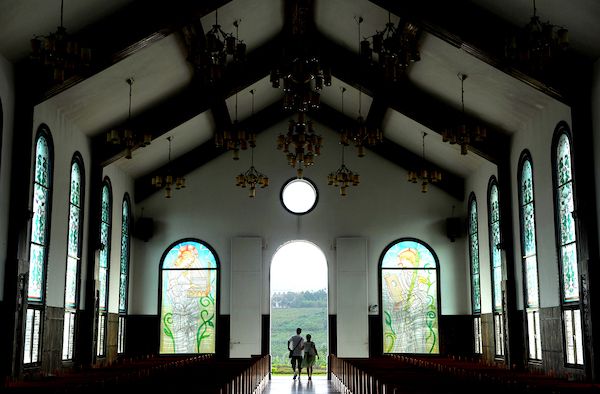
[276,112,322,178]
[270,57,331,113]
[442,73,486,155]
[270,0,331,113]
[151,137,186,198]
[408,132,441,193]
[358,13,421,82]
[337,79,382,158]
[328,145,360,197]
[30,0,92,85]
[505,0,568,72]
[204,10,246,83]
[235,147,269,198]
[106,78,152,159]
[215,89,256,160]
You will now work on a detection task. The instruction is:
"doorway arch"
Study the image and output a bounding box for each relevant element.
[270,240,328,374]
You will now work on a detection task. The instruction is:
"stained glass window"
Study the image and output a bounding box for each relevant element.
[553,128,583,366]
[24,129,53,365]
[160,240,218,354]
[468,195,481,314]
[28,133,51,303]
[118,197,130,313]
[468,194,482,354]
[556,134,579,302]
[380,239,439,354]
[63,156,84,361]
[117,195,131,354]
[488,178,504,357]
[97,180,112,357]
[518,154,542,361]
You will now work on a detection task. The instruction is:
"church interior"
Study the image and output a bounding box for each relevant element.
[1,0,600,392]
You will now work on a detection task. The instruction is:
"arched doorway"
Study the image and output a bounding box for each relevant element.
[270,240,328,375]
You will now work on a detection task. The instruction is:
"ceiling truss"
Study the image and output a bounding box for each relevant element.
[36,0,570,202]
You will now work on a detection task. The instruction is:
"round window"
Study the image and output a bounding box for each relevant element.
[280,178,318,215]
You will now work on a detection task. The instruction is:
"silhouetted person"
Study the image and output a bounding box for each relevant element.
[301,333,319,380]
[288,327,304,379]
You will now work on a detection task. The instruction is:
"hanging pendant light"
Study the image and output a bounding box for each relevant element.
[30,0,92,85]
[204,10,246,83]
[442,73,486,155]
[408,132,441,193]
[151,136,186,198]
[342,17,383,157]
[106,78,152,158]
[328,145,360,197]
[235,89,269,198]
[358,12,421,82]
[215,89,256,160]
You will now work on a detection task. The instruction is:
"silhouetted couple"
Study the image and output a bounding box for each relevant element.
[288,327,319,380]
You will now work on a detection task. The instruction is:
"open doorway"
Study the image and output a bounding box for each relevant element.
[270,240,328,376]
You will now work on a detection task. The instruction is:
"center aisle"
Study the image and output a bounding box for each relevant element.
[262,375,343,393]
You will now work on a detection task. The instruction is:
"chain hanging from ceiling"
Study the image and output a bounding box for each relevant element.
[235,146,269,198]
[408,131,441,193]
[328,144,360,197]
[204,9,246,83]
[442,73,486,155]
[358,12,421,82]
[271,0,329,177]
[504,0,569,75]
[339,18,384,158]
[106,78,152,159]
[30,0,92,85]
[151,136,186,198]
[215,89,256,160]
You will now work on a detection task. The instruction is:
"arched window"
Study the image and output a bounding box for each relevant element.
[97,178,112,357]
[0,99,3,179]
[159,239,219,354]
[117,194,131,354]
[518,152,542,361]
[468,193,482,354]
[488,177,504,357]
[380,238,440,354]
[552,124,583,366]
[24,126,54,365]
[62,154,85,361]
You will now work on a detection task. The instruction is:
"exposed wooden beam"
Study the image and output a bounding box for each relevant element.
[317,33,509,164]
[95,34,282,165]
[367,0,582,104]
[37,0,234,102]
[96,84,211,167]
[313,103,465,201]
[134,100,288,203]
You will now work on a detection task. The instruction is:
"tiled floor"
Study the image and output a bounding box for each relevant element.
[261,375,343,393]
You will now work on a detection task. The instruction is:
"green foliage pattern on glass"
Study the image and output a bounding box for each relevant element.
[469,199,481,313]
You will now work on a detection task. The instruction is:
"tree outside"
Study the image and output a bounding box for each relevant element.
[271,290,328,375]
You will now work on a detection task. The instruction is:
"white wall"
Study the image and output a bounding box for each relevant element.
[102,164,135,313]
[510,99,571,310]
[31,102,93,309]
[29,98,136,314]
[464,97,571,315]
[465,96,576,313]
[464,160,497,314]
[0,54,14,301]
[593,59,600,273]
[130,121,470,317]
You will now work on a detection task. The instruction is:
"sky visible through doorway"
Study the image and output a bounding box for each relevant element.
[271,241,327,293]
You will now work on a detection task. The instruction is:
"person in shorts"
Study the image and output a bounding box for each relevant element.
[288,327,304,379]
